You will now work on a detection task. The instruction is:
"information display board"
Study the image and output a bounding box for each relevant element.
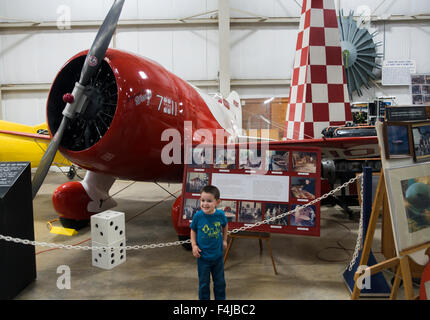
[179,145,321,236]
[0,162,29,187]
[382,60,416,86]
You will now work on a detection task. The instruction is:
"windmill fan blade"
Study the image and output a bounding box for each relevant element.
[31,116,69,199]
[338,9,381,97]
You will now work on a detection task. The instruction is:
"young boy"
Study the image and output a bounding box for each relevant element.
[190,185,228,300]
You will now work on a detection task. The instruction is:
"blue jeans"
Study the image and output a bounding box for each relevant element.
[197,256,226,300]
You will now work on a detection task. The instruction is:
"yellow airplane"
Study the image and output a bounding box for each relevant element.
[0,120,72,169]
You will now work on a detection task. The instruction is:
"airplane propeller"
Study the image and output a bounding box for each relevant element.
[31,0,125,199]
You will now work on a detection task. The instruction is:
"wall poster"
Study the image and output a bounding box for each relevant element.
[179,144,321,236]
[411,74,430,106]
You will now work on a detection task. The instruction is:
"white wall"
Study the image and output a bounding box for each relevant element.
[0,0,430,125]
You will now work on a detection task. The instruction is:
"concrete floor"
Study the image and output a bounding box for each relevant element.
[13,171,418,300]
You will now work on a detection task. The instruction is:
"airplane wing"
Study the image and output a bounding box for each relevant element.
[237,135,379,160]
[0,120,72,167]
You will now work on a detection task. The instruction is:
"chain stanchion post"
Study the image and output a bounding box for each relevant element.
[343,167,391,298]
[362,167,373,247]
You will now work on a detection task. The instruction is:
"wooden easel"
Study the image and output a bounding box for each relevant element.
[224,231,278,275]
[351,171,430,300]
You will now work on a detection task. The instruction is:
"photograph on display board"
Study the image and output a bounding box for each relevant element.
[218,200,237,222]
[400,176,430,233]
[188,147,211,168]
[413,94,424,105]
[291,177,316,200]
[183,198,200,220]
[412,123,430,162]
[214,148,236,169]
[412,75,426,84]
[384,124,412,158]
[185,172,210,193]
[422,85,430,95]
[412,85,421,94]
[238,201,262,223]
[265,150,289,171]
[292,151,317,173]
[264,203,289,226]
[290,205,316,227]
[238,148,263,170]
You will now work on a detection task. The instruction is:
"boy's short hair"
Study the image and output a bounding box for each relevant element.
[201,185,220,200]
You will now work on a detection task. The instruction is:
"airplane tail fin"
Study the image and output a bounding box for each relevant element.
[225,91,242,136]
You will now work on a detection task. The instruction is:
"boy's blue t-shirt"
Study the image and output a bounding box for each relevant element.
[190,209,227,261]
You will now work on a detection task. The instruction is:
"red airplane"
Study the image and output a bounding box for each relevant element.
[31,0,379,237]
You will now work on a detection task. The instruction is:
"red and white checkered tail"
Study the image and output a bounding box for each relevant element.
[284,0,352,140]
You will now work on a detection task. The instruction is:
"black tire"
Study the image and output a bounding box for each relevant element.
[178,235,192,251]
[66,166,76,180]
[59,217,90,230]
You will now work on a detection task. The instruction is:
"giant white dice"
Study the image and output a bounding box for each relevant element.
[90,210,125,244]
[92,239,126,270]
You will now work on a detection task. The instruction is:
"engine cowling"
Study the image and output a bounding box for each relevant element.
[47,49,222,182]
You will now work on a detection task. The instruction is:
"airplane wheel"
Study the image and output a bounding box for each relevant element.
[59,217,89,230]
[67,166,76,180]
[178,235,192,251]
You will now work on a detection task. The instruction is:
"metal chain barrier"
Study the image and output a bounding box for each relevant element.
[0,174,363,252]
[348,174,364,271]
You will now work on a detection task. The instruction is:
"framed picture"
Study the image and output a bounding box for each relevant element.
[264,203,289,226]
[383,122,412,159]
[292,151,317,173]
[265,150,289,172]
[385,106,427,122]
[238,201,262,223]
[411,122,430,162]
[385,163,430,254]
[183,198,200,220]
[185,172,210,194]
